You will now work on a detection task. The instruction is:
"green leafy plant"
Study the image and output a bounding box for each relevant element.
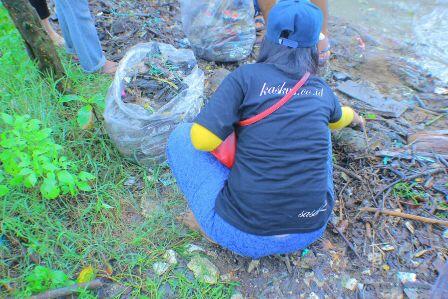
[58,94,104,129]
[0,114,95,199]
[25,266,74,294]
[392,182,427,204]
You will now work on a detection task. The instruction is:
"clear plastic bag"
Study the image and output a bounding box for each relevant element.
[180,0,255,62]
[104,42,204,166]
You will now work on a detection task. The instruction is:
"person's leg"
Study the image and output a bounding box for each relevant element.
[29,0,64,46]
[53,0,116,73]
[29,0,50,20]
[256,0,276,24]
[55,5,75,56]
[166,123,231,240]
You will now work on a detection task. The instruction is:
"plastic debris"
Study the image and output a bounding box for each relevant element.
[397,272,417,284]
[104,42,204,166]
[180,0,255,62]
[153,262,170,276]
[381,245,395,252]
[343,277,359,291]
[186,244,205,253]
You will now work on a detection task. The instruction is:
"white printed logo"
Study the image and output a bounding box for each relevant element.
[297,201,328,218]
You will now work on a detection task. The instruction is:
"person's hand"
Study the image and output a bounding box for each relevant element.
[351,112,365,128]
[318,35,331,65]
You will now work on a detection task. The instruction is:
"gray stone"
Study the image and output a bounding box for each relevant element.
[187,255,220,284]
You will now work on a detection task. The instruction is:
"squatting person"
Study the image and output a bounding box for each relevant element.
[167,0,364,259]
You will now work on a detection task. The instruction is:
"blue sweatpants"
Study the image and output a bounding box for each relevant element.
[167,123,330,259]
[54,0,106,73]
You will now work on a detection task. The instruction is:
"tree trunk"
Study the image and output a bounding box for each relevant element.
[2,0,67,92]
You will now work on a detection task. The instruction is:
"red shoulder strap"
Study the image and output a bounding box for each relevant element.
[238,72,310,127]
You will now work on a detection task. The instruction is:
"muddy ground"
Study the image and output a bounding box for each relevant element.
[69,0,448,297]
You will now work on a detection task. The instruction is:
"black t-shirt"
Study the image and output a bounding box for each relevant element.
[195,63,342,236]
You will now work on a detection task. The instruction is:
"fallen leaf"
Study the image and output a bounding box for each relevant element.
[77,266,95,283]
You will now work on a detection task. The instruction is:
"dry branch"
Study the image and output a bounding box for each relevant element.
[360,207,448,227]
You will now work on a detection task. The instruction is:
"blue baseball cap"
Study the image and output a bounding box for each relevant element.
[265,0,323,48]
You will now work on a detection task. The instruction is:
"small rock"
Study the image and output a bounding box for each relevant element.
[343,277,358,291]
[333,128,369,152]
[247,260,260,273]
[186,244,205,253]
[230,292,244,299]
[187,256,219,284]
[381,244,395,252]
[397,272,417,284]
[153,262,170,276]
[163,249,178,265]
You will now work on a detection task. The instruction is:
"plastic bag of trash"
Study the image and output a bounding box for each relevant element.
[180,0,255,62]
[104,42,204,166]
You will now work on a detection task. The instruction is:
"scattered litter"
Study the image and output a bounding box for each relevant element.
[153,262,170,276]
[187,255,220,284]
[336,80,408,117]
[381,244,395,252]
[397,272,417,284]
[333,71,351,81]
[405,221,415,234]
[414,249,431,258]
[343,277,358,291]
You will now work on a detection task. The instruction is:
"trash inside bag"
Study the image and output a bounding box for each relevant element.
[180,0,256,62]
[104,42,204,166]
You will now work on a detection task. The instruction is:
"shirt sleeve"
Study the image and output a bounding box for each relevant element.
[194,70,244,140]
[329,107,355,130]
[190,123,222,151]
[329,91,343,123]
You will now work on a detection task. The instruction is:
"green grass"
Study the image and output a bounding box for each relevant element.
[0,5,235,298]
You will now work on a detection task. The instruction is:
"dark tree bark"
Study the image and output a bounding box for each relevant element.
[2,0,67,92]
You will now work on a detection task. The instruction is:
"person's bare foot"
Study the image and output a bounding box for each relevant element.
[177,210,216,244]
[41,18,64,47]
[101,60,118,75]
[177,211,201,232]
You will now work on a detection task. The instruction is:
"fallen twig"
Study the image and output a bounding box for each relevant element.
[373,168,444,202]
[329,222,363,260]
[334,164,363,181]
[360,207,448,227]
[30,279,104,299]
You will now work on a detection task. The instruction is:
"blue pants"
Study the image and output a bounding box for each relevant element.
[54,0,106,73]
[167,123,328,259]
